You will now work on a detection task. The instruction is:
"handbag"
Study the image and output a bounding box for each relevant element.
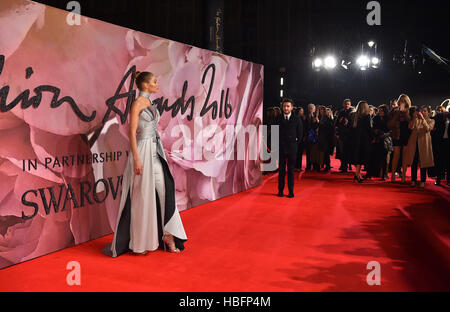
[383,134,393,152]
[307,128,318,144]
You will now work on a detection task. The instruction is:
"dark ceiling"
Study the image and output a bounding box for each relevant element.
[33,0,450,110]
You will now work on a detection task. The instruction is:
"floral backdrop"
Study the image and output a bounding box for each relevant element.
[0,0,263,269]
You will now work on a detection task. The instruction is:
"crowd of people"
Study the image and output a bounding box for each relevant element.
[266,95,450,189]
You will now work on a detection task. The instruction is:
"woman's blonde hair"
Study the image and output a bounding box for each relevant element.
[353,101,370,128]
[326,107,333,119]
[441,99,450,110]
[397,94,412,109]
[317,105,326,118]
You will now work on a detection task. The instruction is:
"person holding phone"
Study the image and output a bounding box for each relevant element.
[404,106,435,188]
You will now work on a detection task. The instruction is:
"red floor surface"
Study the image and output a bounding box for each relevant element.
[0,157,449,292]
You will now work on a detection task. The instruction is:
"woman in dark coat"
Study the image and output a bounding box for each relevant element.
[304,103,320,171]
[350,101,373,182]
[367,104,391,180]
[316,106,335,172]
[295,107,306,171]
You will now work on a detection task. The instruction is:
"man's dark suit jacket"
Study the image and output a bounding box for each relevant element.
[432,113,449,142]
[277,114,304,155]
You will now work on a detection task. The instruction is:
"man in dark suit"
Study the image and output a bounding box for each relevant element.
[432,111,450,186]
[277,98,303,198]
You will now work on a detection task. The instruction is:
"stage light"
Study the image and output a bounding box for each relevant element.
[341,60,348,70]
[280,89,284,98]
[371,57,380,68]
[313,58,323,69]
[357,55,370,70]
[280,77,284,86]
[368,41,375,48]
[357,55,370,66]
[324,56,337,69]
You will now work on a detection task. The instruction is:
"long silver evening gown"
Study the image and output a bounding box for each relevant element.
[103,92,187,257]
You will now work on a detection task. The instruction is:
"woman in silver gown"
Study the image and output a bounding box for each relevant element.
[103,71,187,257]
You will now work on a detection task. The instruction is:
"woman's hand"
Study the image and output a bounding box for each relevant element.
[134,158,143,176]
[418,112,425,120]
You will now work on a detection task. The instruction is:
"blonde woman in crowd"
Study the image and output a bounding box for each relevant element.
[387,94,412,184]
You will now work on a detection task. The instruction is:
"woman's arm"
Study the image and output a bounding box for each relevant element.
[312,116,320,129]
[422,118,435,133]
[387,110,398,130]
[408,115,416,130]
[129,99,145,174]
[405,110,412,122]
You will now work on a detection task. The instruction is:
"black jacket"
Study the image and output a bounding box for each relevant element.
[318,116,335,154]
[350,114,373,165]
[432,113,449,142]
[277,114,304,155]
[336,108,353,137]
[304,113,319,132]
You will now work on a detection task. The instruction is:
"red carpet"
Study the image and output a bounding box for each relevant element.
[1,156,449,292]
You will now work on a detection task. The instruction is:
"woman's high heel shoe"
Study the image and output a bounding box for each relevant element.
[133,251,148,256]
[162,235,180,253]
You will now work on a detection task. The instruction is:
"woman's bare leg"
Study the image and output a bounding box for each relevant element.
[391,147,400,182]
[401,146,408,183]
[355,165,361,178]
